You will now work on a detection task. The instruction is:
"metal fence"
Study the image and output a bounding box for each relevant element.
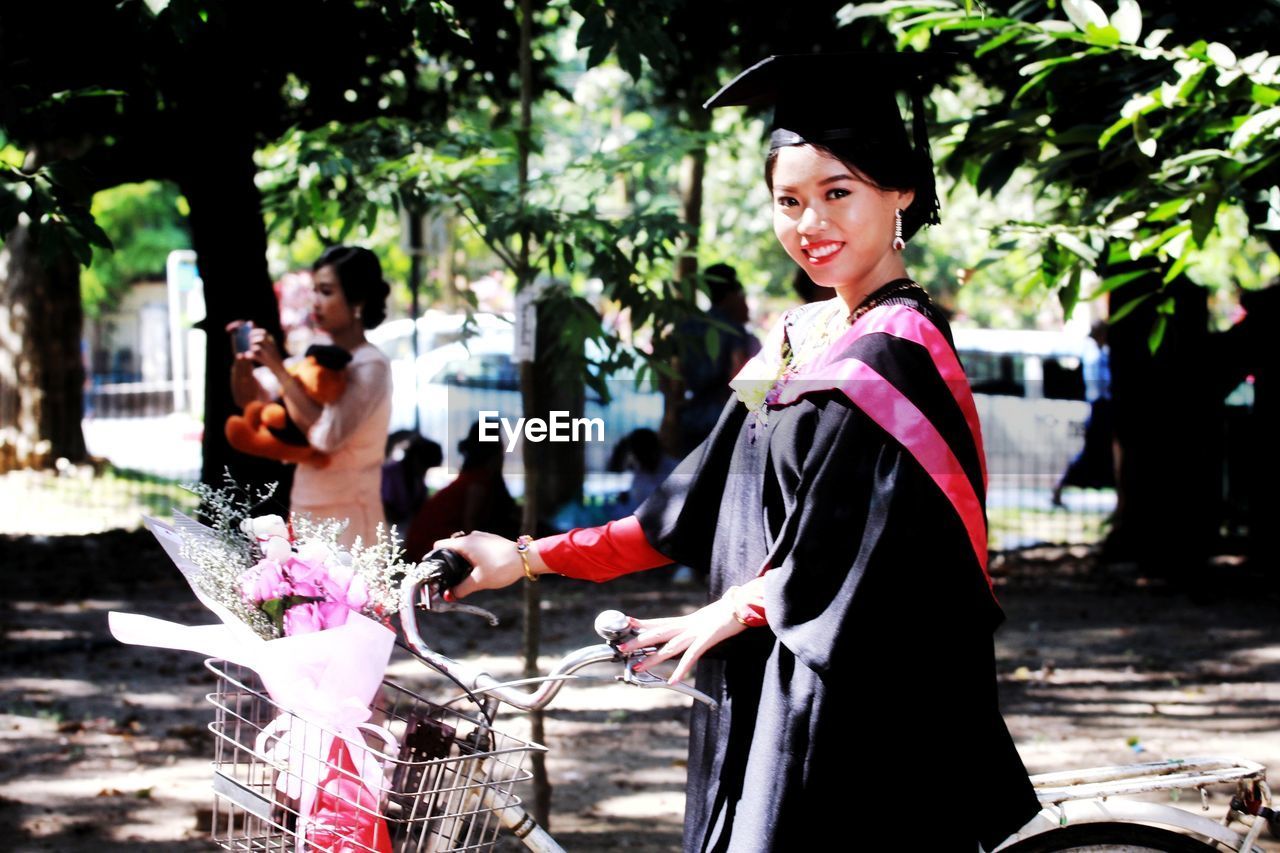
[0,380,201,535]
[0,372,1119,551]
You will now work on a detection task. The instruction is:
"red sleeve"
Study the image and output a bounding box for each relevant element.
[536,515,672,582]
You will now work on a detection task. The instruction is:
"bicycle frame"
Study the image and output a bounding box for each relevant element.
[993,757,1272,852]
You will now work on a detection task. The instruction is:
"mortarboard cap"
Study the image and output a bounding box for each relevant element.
[705,52,943,237]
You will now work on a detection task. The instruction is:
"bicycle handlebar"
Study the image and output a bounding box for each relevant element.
[398,549,716,711]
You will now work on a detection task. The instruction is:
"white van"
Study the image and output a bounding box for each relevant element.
[949,328,1107,534]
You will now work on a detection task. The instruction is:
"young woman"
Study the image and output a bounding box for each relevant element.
[438,54,1040,851]
[230,246,393,548]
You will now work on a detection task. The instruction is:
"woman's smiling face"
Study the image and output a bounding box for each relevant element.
[770,144,914,300]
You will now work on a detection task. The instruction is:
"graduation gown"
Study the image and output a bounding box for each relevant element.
[634,291,1040,852]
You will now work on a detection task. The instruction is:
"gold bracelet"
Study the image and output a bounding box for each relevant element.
[726,584,762,627]
[724,585,749,626]
[516,535,537,582]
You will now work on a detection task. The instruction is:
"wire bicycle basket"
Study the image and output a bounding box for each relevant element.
[205,659,544,852]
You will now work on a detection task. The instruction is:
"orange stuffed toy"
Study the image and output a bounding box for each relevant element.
[226,344,353,468]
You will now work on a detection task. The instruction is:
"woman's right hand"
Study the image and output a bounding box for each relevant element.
[432,531,550,599]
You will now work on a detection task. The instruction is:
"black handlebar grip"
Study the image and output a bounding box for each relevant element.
[419,547,475,591]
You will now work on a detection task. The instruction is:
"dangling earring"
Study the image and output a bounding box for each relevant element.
[892,209,906,252]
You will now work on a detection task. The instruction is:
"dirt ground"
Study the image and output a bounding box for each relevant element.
[3,530,1280,852]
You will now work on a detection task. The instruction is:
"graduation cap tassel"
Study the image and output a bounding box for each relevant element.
[909,87,942,229]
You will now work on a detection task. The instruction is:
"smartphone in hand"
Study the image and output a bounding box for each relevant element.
[232,321,254,355]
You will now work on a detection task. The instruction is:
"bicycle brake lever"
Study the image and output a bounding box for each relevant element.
[619,656,718,708]
[418,585,500,627]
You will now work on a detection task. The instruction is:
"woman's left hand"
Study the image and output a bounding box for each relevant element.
[619,597,746,684]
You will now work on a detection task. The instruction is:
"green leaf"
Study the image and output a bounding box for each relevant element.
[1162,249,1191,283]
[1084,23,1122,47]
[976,148,1022,196]
[585,33,615,69]
[1147,314,1168,353]
[259,598,286,632]
[1098,113,1134,150]
[975,27,1023,58]
[1085,268,1152,299]
[1133,115,1157,158]
[1146,198,1189,223]
[1020,52,1090,78]
[1188,188,1221,247]
[1056,233,1098,264]
[1058,265,1082,319]
[1251,84,1280,107]
[1230,106,1280,150]
[1014,67,1056,102]
[1109,289,1157,324]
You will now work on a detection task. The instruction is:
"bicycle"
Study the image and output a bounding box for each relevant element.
[204,549,1279,852]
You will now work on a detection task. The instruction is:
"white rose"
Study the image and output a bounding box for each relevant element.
[297,541,334,565]
[263,535,294,564]
[241,514,289,541]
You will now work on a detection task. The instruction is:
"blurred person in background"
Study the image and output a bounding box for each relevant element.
[382,430,444,539]
[676,262,762,454]
[229,245,393,548]
[1052,320,1115,508]
[404,421,519,561]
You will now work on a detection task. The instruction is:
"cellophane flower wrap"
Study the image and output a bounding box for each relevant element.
[108,479,422,853]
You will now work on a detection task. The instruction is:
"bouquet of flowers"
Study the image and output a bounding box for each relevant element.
[109,478,423,853]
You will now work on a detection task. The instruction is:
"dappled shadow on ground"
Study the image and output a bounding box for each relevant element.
[4,531,1280,850]
[992,548,1280,808]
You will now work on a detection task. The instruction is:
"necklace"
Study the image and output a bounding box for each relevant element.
[786,279,930,371]
[736,279,930,440]
[847,278,930,324]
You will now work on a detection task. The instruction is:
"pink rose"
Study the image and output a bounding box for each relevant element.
[289,579,322,600]
[287,557,326,584]
[241,562,289,605]
[283,602,324,635]
[343,575,370,611]
[316,598,350,630]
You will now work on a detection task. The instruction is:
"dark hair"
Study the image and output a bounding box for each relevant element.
[313,246,392,328]
[704,262,742,305]
[458,421,504,470]
[608,427,665,474]
[764,142,936,241]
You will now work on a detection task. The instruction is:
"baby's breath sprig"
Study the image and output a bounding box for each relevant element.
[348,522,416,617]
[290,514,348,548]
[184,469,279,561]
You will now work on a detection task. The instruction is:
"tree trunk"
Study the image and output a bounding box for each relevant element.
[657,116,709,456]
[178,136,292,509]
[514,0,551,828]
[0,223,86,469]
[1108,272,1218,587]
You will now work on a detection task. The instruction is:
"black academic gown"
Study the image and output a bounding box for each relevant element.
[636,293,1041,852]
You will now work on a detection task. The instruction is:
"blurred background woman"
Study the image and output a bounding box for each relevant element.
[230,245,392,548]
